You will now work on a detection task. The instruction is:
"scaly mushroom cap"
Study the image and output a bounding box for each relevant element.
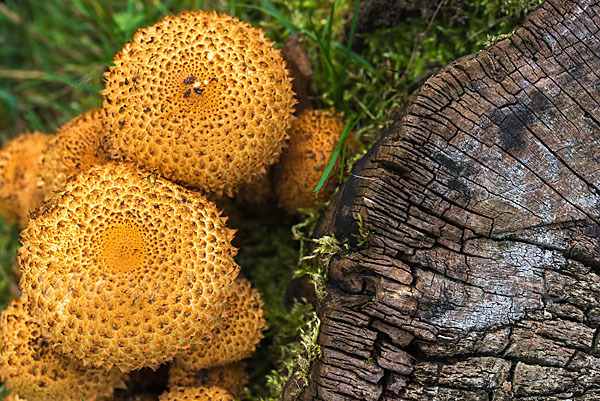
[18,162,240,372]
[273,108,346,214]
[159,386,234,401]
[168,362,248,397]
[0,131,50,227]
[0,297,126,401]
[38,108,108,200]
[102,10,296,196]
[170,278,266,375]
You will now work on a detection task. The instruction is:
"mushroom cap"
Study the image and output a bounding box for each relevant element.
[273,108,346,214]
[0,131,50,227]
[158,386,234,401]
[204,362,248,397]
[102,10,296,196]
[38,108,108,200]
[170,277,266,374]
[168,361,248,396]
[0,297,126,401]
[18,162,239,372]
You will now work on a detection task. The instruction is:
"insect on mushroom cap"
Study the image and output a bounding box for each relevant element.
[0,131,50,227]
[102,10,296,197]
[18,162,240,373]
[0,297,127,401]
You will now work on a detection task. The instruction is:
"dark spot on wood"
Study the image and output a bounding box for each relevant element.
[447,177,472,198]
[418,287,457,320]
[491,104,534,152]
[433,152,462,175]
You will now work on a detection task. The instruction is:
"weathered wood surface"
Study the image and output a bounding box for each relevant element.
[285,0,600,399]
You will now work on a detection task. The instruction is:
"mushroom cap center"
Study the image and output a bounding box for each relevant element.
[98,223,148,272]
[168,66,224,118]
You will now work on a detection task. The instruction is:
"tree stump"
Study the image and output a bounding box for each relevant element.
[285,0,600,399]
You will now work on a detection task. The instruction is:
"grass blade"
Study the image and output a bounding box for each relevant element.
[334,0,361,107]
[312,90,382,193]
[311,115,355,194]
[42,72,102,93]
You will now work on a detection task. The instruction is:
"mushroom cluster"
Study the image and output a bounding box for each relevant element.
[0,8,350,401]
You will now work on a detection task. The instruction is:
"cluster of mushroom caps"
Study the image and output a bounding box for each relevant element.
[0,9,348,401]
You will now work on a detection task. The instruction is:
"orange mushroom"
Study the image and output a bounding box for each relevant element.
[0,297,126,401]
[273,108,347,215]
[169,278,266,375]
[0,131,50,227]
[18,162,239,372]
[37,107,108,200]
[102,10,296,196]
[169,361,249,397]
[159,386,234,401]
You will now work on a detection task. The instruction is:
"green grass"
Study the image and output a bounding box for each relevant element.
[0,0,542,399]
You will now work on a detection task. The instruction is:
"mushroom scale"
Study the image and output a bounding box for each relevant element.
[159,386,234,401]
[273,108,347,214]
[0,297,127,401]
[0,131,50,227]
[102,10,296,196]
[18,162,240,372]
[38,107,109,200]
[169,277,266,376]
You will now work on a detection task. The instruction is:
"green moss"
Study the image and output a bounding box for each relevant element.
[256,299,321,400]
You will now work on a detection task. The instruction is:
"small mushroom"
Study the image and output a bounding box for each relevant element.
[169,361,248,397]
[0,297,126,401]
[102,10,296,196]
[204,362,249,397]
[0,131,50,227]
[18,162,239,372]
[37,107,109,200]
[159,386,234,401]
[169,278,266,376]
[273,108,348,214]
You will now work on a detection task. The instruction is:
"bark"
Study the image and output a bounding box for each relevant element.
[284,0,600,399]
